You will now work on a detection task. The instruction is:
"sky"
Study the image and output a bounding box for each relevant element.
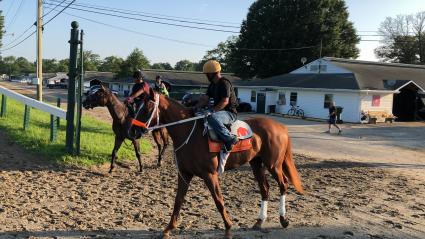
[1,0,425,66]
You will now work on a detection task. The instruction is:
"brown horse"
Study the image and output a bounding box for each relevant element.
[138,89,303,237]
[82,85,169,173]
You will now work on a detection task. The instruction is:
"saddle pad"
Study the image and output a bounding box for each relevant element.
[208,120,253,142]
[208,138,253,153]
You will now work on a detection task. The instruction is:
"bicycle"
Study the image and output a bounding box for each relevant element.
[287,105,305,118]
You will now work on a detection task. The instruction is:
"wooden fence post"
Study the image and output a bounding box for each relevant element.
[23,105,30,130]
[1,94,6,117]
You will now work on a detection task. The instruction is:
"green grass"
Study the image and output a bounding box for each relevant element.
[0,98,152,167]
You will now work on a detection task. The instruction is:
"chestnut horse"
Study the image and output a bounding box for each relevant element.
[82,85,169,173]
[138,89,303,237]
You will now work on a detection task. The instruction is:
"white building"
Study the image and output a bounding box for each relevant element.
[236,57,425,123]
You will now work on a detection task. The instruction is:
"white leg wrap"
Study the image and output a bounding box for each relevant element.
[279,195,286,217]
[258,201,268,221]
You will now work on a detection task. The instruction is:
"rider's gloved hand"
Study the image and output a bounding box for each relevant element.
[125,97,133,104]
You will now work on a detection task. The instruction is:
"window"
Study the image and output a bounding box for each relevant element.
[278,92,286,105]
[324,94,334,108]
[372,95,380,107]
[250,90,256,102]
[290,92,298,106]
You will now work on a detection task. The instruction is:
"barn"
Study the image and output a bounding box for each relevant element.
[236,57,425,123]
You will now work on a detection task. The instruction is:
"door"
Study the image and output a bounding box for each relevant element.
[257,93,266,114]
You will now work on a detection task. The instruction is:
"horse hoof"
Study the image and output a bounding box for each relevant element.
[108,169,113,174]
[252,219,264,230]
[280,216,289,228]
[224,229,232,239]
[157,161,161,167]
[162,230,171,239]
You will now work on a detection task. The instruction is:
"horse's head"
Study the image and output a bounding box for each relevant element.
[83,84,112,109]
[135,88,162,129]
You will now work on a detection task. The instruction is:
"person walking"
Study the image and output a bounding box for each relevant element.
[327,101,342,134]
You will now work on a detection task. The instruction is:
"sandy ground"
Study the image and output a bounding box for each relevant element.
[1,82,425,238]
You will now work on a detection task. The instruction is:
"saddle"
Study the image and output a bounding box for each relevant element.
[207,120,253,153]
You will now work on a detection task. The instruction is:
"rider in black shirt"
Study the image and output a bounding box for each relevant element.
[195,60,239,152]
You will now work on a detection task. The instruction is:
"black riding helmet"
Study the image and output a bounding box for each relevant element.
[133,70,146,80]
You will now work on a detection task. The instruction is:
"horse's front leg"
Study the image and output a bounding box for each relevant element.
[163,172,193,237]
[132,138,143,172]
[203,172,233,237]
[110,136,124,173]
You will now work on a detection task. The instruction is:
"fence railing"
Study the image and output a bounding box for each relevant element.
[0,85,66,142]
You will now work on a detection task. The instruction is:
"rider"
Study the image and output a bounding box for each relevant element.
[125,70,150,117]
[154,75,169,97]
[195,60,239,152]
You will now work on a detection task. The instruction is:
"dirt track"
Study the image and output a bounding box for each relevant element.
[1,128,425,239]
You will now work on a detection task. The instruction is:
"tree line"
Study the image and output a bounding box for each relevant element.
[0,48,210,76]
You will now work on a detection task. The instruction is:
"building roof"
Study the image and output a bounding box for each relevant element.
[325,57,425,91]
[236,73,360,90]
[238,57,425,92]
[105,69,241,87]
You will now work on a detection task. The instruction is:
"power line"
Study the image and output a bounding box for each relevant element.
[42,1,239,33]
[44,7,215,48]
[0,31,36,52]
[43,0,76,26]
[3,0,16,19]
[1,24,35,48]
[45,0,240,26]
[42,0,68,18]
[5,0,25,29]
[45,0,239,29]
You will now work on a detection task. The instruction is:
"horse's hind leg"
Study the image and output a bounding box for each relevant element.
[268,164,290,228]
[159,129,169,165]
[132,139,143,172]
[152,130,163,167]
[250,157,270,230]
[163,172,193,237]
[203,173,233,237]
[110,136,124,173]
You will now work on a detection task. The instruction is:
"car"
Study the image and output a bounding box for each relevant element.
[237,102,252,112]
[181,92,204,107]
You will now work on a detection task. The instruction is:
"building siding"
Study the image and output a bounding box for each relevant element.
[360,93,394,122]
[238,87,361,122]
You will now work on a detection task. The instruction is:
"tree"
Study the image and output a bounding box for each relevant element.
[57,59,69,72]
[43,59,59,73]
[174,60,196,71]
[14,57,35,74]
[375,12,425,64]
[0,9,4,49]
[201,36,237,72]
[99,56,124,73]
[229,0,360,78]
[151,62,173,70]
[83,50,101,71]
[119,48,150,76]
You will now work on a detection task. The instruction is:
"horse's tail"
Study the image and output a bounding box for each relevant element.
[282,138,304,194]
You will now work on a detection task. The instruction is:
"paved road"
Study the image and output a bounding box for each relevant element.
[0,81,69,103]
[240,113,425,179]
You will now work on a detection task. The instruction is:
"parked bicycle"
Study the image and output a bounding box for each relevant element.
[287,105,305,118]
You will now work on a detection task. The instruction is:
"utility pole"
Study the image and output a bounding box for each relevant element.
[36,0,43,101]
